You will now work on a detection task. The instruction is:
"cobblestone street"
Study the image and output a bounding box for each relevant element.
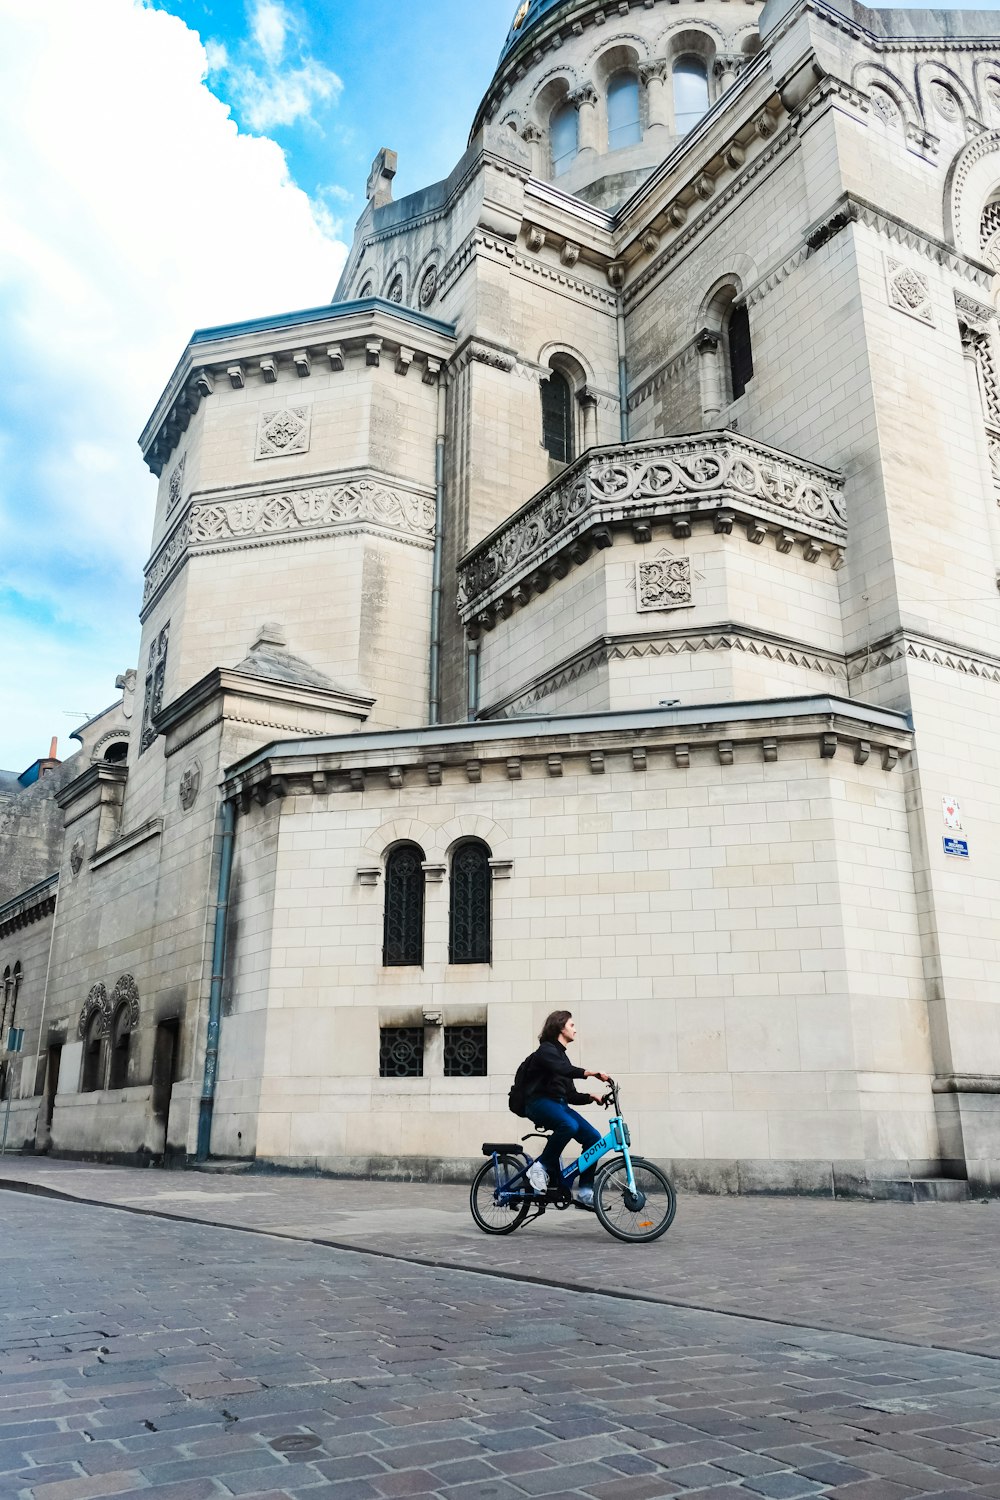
[1,1167,1000,1499]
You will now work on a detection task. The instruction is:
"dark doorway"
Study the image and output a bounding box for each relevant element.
[41,1044,62,1150]
[151,1021,178,1162]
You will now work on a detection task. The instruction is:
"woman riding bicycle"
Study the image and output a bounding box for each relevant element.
[523,1010,610,1208]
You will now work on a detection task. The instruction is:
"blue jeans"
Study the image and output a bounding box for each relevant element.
[527,1097,603,1188]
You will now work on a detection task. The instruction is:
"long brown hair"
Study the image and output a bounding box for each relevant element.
[539,1009,572,1045]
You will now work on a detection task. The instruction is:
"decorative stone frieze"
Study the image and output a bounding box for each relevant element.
[886,257,933,324]
[255,406,311,460]
[0,875,57,940]
[143,475,436,617]
[457,433,845,628]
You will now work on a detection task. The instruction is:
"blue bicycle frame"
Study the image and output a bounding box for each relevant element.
[492,1081,638,1205]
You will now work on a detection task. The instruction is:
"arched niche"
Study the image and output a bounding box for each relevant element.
[945,129,1000,264]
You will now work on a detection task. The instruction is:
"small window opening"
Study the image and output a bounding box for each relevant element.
[107,1005,131,1091]
[541,370,574,464]
[444,1024,488,1077]
[383,843,425,967]
[449,840,492,965]
[379,1026,425,1078]
[550,101,579,175]
[81,1012,104,1093]
[728,302,754,399]
[673,56,710,134]
[607,73,641,150]
[103,741,129,764]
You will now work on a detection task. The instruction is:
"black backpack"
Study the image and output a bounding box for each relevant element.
[508,1052,536,1117]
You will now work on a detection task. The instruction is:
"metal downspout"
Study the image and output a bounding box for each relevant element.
[617,295,629,443]
[196,796,236,1162]
[428,374,447,725]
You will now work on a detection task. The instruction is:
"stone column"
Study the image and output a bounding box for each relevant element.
[697,330,724,428]
[570,83,600,155]
[521,123,544,177]
[713,54,742,96]
[578,389,599,452]
[640,61,670,132]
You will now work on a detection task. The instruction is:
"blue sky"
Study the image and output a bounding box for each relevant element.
[0,0,994,771]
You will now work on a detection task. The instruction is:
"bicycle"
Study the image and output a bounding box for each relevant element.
[469,1078,677,1243]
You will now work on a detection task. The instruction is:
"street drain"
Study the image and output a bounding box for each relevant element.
[270,1434,321,1453]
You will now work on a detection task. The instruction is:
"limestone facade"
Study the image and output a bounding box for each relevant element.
[3,0,1000,1195]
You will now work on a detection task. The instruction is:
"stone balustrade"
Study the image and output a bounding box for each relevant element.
[457,430,845,632]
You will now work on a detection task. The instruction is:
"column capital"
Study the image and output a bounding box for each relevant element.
[639,59,668,86]
[569,83,598,109]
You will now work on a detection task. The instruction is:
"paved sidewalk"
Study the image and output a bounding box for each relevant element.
[2,1189,1000,1500]
[0,1157,997,1358]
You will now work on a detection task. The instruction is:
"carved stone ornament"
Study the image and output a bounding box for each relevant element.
[869,88,899,127]
[191,480,434,547]
[981,200,1000,269]
[886,257,933,324]
[358,281,374,298]
[636,556,694,613]
[70,837,86,877]
[387,274,404,304]
[255,405,311,461]
[932,82,961,120]
[168,452,186,511]
[110,973,140,1030]
[986,77,1000,112]
[178,759,202,812]
[78,981,111,1039]
[419,267,438,307]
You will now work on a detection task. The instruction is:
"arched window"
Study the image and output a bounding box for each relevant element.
[103,740,128,764]
[550,101,579,175]
[107,1005,132,1091]
[81,1011,104,1093]
[542,370,574,463]
[383,843,425,967]
[673,57,710,134]
[607,72,641,150]
[449,840,492,965]
[727,302,754,399]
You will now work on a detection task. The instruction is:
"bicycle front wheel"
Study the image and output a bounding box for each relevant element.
[594,1155,676,1243]
[470,1155,530,1235]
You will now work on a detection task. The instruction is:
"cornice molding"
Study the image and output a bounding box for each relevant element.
[849,628,1000,686]
[90,819,163,872]
[0,874,58,941]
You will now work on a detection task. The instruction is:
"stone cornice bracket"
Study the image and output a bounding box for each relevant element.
[0,875,58,941]
[607,261,626,290]
[526,224,546,253]
[457,432,846,628]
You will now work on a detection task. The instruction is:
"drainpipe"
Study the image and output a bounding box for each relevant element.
[467,638,481,721]
[196,796,236,1162]
[428,373,447,725]
[617,297,629,443]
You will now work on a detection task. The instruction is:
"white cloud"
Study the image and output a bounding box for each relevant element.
[227,55,343,131]
[0,0,347,770]
[250,0,291,67]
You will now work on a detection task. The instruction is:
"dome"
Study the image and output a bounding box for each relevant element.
[499,0,576,66]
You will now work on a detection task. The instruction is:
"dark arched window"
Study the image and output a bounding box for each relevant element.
[103,741,129,764]
[108,1005,132,1091]
[550,101,578,175]
[383,843,425,967]
[81,1011,104,1093]
[542,370,574,463]
[607,73,641,150]
[673,56,710,134]
[449,841,492,965]
[727,302,754,399]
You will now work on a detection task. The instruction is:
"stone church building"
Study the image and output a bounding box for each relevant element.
[3,0,1000,1197]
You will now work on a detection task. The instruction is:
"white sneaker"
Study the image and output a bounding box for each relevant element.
[527,1162,549,1192]
[574,1185,594,1208]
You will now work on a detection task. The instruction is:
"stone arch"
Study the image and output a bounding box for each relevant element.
[536,341,595,387]
[697,266,755,334]
[530,69,578,129]
[655,17,726,53]
[110,974,140,1030]
[915,60,980,132]
[362,818,438,864]
[852,63,918,133]
[413,249,444,310]
[383,257,410,304]
[973,59,1000,123]
[91,729,130,764]
[733,27,762,60]
[432,814,511,863]
[78,981,111,1040]
[586,34,650,73]
[944,128,1000,261]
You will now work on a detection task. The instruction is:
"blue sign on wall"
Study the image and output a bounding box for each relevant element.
[943,837,970,859]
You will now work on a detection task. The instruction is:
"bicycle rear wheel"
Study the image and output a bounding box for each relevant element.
[594,1155,676,1243]
[470,1155,530,1235]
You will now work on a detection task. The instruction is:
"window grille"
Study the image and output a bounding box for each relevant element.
[444,1024,488,1077]
[449,840,492,965]
[383,843,425,966]
[728,303,754,400]
[607,73,641,150]
[379,1025,424,1078]
[541,371,573,464]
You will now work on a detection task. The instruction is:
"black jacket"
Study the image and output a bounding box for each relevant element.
[524,1040,590,1106]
